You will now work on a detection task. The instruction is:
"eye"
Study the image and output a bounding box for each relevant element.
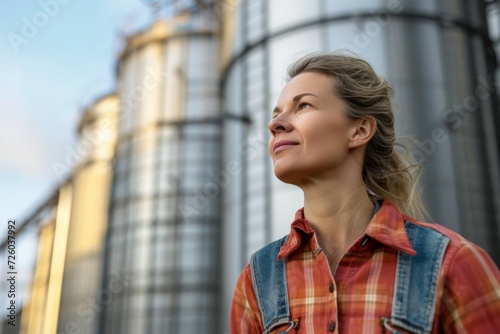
[298,102,311,110]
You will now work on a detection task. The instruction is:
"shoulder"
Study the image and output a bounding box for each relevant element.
[249,235,289,289]
[414,223,500,331]
[251,235,289,262]
[404,216,471,255]
[401,218,500,331]
[406,217,499,279]
[234,235,289,294]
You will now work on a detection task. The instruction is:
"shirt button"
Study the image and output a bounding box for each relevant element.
[329,282,334,293]
[328,320,336,332]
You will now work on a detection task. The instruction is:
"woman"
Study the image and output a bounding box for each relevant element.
[230,52,500,333]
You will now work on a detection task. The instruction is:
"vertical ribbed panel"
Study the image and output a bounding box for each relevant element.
[56,94,118,334]
[101,11,221,334]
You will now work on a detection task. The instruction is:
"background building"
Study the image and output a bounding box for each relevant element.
[3,1,499,334]
[56,93,118,333]
[99,4,222,333]
[6,93,119,334]
[17,184,72,334]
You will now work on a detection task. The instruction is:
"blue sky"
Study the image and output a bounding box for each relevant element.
[0,1,150,222]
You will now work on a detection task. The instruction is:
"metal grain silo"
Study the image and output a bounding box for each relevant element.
[100,7,222,334]
[56,93,119,334]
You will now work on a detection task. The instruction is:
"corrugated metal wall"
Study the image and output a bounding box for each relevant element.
[100,10,223,334]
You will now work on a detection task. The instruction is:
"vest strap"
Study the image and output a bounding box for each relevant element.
[250,236,290,334]
[391,221,450,333]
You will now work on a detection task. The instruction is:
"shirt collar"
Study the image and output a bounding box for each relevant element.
[277,208,317,260]
[364,200,416,255]
[278,200,416,260]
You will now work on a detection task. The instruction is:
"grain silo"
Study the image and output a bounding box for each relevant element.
[100,2,222,333]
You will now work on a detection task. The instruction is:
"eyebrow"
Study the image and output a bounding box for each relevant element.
[272,93,318,115]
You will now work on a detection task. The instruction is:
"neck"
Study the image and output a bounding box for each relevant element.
[300,177,375,271]
[303,180,374,238]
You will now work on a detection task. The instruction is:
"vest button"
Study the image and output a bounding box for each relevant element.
[329,282,334,293]
[328,320,336,332]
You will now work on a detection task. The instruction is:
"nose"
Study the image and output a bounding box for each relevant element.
[268,114,291,136]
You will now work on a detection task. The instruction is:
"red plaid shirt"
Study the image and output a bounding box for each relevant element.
[230,200,500,333]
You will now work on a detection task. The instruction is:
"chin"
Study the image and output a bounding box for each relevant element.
[273,164,307,185]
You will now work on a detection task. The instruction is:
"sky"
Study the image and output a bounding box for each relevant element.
[0,1,151,223]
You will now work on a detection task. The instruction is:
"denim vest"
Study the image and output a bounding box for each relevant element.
[250,219,450,334]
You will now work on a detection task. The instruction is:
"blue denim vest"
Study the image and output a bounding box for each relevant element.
[250,217,450,333]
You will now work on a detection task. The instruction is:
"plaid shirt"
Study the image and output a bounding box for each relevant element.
[230,200,500,333]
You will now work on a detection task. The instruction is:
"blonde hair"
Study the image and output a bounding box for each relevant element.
[287,51,428,221]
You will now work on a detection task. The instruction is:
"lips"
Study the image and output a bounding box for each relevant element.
[273,140,299,154]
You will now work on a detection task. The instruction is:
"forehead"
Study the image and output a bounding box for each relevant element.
[280,72,335,98]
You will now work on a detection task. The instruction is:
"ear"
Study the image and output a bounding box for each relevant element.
[348,117,377,148]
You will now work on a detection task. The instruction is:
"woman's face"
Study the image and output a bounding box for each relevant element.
[268,71,357,185]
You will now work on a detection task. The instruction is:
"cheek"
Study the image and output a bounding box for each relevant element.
[305,123,349,154]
